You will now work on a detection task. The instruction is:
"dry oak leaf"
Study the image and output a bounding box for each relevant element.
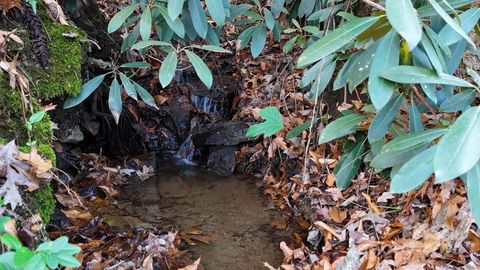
[0,0,21,14]
[16,147,53,175]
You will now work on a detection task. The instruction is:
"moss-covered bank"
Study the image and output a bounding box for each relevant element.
[0,7,86,224]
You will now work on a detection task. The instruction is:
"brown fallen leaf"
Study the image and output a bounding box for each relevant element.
[62,209,93,227]
[178,258,201,270]
[55,193,83,209]
[330,206,347,223]
[0,0,21,14]
[42,0,68,25]
[16,147,53,175]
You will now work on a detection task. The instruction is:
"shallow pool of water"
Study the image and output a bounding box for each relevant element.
[124,162,286,270]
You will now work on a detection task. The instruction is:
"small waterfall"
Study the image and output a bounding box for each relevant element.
[190,95,222,115]
[176,135,196,165]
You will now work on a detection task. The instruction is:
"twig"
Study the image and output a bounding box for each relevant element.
[412,85,436,116]
[361,0,385,11]
[314,221,341,239]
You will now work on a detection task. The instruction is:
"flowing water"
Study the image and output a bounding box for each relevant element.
[124,162,287,270]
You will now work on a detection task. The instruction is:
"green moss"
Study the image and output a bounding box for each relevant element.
[37,144,56,165]
[32,185,56,224]
[29,10,86,100]
[0,73,53,144]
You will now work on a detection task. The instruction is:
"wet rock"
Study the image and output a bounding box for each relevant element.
[207,146,236,176]
[145,127,178,153]
[165,96,194,138]
[56,124,84,144]
[193,121,252,147]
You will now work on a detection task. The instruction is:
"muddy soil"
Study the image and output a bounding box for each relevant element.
[121,162,288,270]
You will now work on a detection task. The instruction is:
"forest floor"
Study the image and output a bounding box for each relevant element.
[54,1,480,269]
[7,0,479,269]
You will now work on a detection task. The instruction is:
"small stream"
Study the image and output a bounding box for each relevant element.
[124,162,287,269]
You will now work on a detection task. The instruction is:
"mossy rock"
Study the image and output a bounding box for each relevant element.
[0,6,87,144]
[32,184,56,224]
[28,10,86,100]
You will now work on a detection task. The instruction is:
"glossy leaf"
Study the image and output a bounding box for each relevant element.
[409,102,424,132]
[131,40,172,50]
[371,143,428,169]
[188,0,208,38]
[133,81,158,109]
[185,49,213,88]
[418,0,475,17]
[380,66,474,87]
[466,162,480,224]
[286,118,319,139]
[420,34,446,74]
[346,43,378,92]
[158,6,185,38]
[192,44,231,53]
[297,16,379,68]
[120,61,151,68]
[368,30,400,110]
[108,4,137,33]
[159,51,178,87]
[434,106,480,182]
[438,8,480,46]
[283,35,298,54]
[334,141,365,189]
[308,4,343,22]
[263,8,275,30]
[390,146,436,193]
[439,89,476,112]
[251,24,267,58]
[386,0,422,50]
[427,0,475,47]
[229,4,252,19]
[119,73,137,100]
[108,77,123,124]
[318,113,367,144]
[445,39,467,74]
[381,129,445,152]
[139,7,152,40]
[168,0,184,20]
[300,55,335,88]
[206,0,226,25]
[310,60,336,99]
[368,95,404,142]
[64,74,106,109]
[246,107,284,137]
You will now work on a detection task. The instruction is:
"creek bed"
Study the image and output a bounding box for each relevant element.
[124,161,287,269]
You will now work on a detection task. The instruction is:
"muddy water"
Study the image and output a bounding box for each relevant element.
[126,162,286,270]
